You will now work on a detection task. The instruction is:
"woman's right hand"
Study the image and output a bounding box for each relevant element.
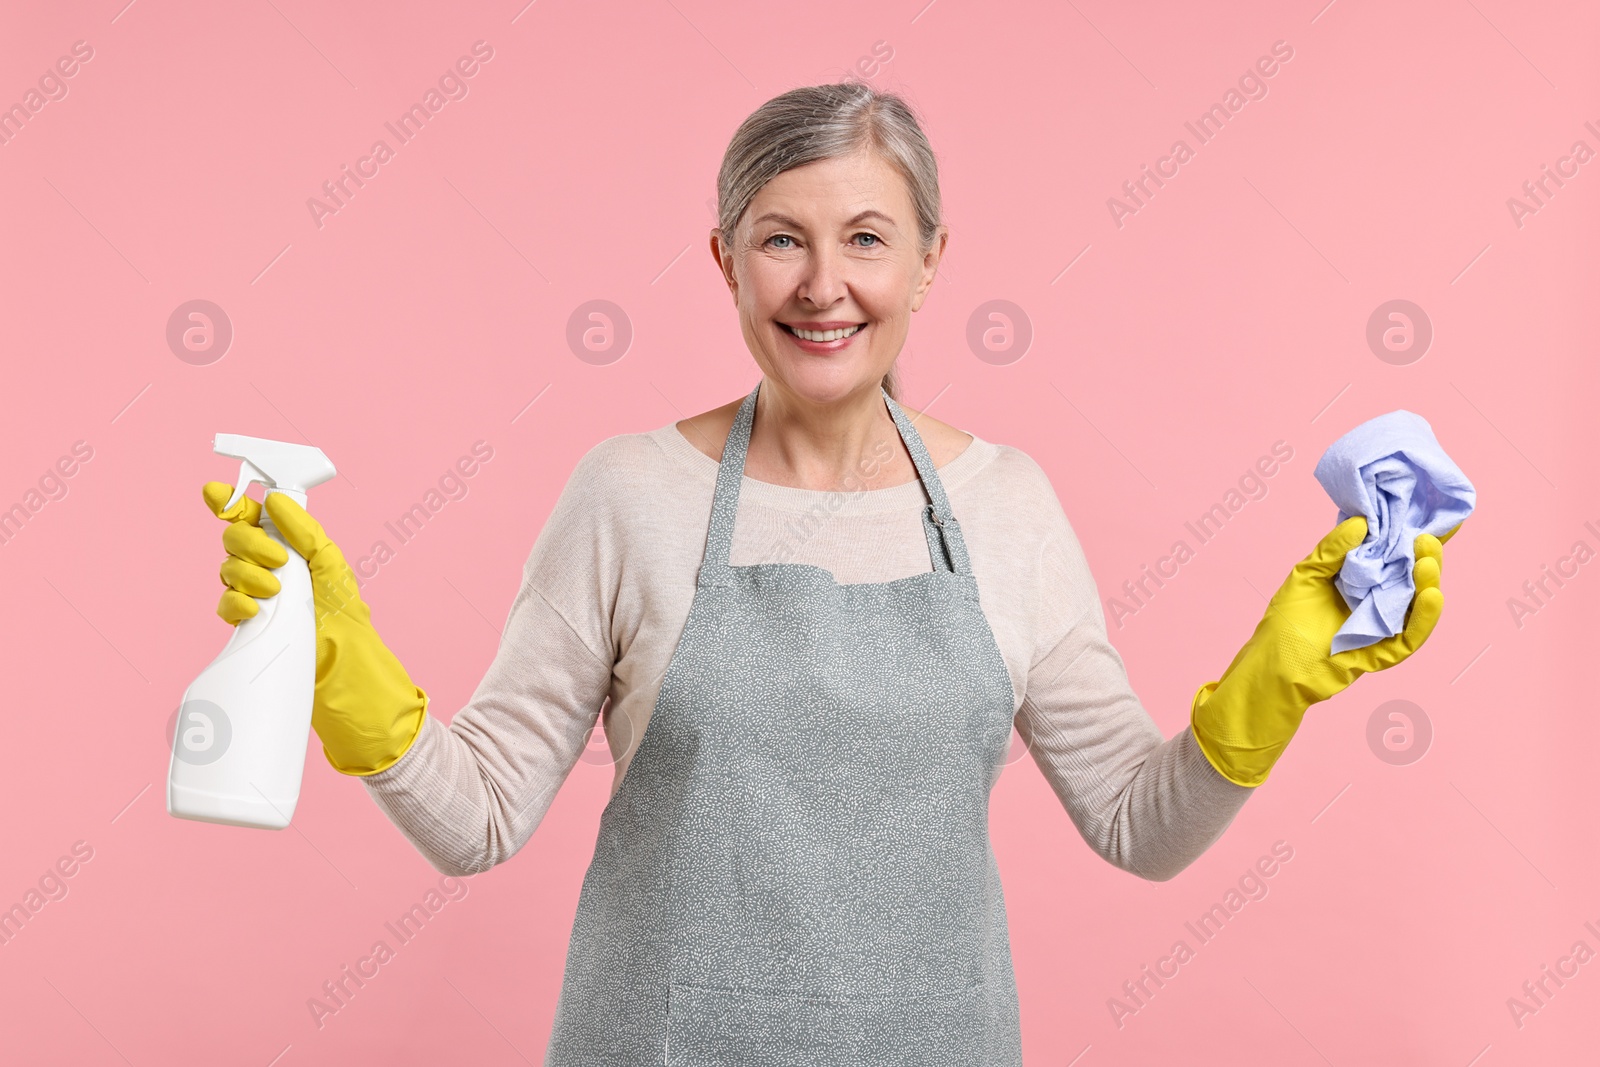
[204,482,428,776]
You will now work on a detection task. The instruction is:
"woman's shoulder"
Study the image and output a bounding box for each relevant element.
[895,404,976,472]
[571,426,680,472]
[951,434,1061,506]
[673,397,743,463]
[525,426,710,573]
[897,405,1058,505]
[562,424,710,503]
[947,436,1082,551]
[547,419,736,539]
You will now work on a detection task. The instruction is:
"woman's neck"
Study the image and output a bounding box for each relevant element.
[745,381,906,491]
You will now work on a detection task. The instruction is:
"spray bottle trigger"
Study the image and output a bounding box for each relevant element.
[224,459,271,514]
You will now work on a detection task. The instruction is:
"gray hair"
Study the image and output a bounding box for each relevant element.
[716,82,943,402]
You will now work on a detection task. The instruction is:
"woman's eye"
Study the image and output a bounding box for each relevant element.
[764,233,879,249]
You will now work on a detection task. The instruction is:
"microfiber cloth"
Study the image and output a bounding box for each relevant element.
[1312,410,1476,654]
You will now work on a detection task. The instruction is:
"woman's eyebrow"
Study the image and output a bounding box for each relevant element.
[750,210,898,229]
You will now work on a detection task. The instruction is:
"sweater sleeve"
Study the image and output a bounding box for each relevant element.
[1016,498,1254,883]
[357,448,618,877]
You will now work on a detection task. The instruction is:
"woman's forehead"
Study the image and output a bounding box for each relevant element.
[748,155,910,223]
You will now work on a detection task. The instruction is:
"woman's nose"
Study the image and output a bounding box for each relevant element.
[795,244,847,306]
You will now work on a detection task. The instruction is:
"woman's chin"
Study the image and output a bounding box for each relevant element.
[765,361,890,406]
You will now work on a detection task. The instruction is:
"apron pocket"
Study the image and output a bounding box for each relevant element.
[664,980,987,1067]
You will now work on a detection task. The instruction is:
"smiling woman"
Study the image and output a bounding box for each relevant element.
[712,85,943,409]
[680,87,969,495]
[197,80,1456,1064]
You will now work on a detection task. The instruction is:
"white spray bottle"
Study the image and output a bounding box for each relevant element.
[167,434,337,830]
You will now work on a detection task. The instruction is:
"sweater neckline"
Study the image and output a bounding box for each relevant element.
[650,421,997,515]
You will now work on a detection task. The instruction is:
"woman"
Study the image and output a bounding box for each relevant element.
[202,84,1452,1063]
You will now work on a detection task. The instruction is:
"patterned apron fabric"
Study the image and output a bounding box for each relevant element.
[545,382,1023,1065]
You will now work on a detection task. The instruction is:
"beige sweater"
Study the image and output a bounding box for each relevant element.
[362,419,1253,881]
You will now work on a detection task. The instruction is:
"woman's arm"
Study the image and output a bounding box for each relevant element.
[358,452,618,877]
[1017,516,1253,883]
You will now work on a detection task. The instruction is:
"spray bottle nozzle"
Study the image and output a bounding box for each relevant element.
[213,434,337,512]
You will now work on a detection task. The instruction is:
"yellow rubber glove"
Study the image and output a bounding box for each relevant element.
[1190,515,1459,787]
[204,482,428,776]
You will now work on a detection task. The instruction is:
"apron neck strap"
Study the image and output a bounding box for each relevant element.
[699,380,971,585]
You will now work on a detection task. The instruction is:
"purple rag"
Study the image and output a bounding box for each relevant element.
[1312,410,1476,654]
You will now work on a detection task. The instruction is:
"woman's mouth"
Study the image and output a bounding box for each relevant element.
[779,321,866,353]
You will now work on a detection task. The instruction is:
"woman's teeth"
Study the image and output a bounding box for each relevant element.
[788,324,864,342]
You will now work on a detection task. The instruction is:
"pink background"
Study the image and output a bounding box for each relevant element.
[2,1,1596,1063]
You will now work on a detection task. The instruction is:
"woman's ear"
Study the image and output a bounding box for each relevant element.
[709,228,739,303]
[911,227,948,311]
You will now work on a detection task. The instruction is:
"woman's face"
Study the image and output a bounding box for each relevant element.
[713,148,946,407]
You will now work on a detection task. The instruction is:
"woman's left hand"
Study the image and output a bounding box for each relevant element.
[1189,515,1459,787]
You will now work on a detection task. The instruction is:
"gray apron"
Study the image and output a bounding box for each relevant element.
[545,382,1023,1065]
